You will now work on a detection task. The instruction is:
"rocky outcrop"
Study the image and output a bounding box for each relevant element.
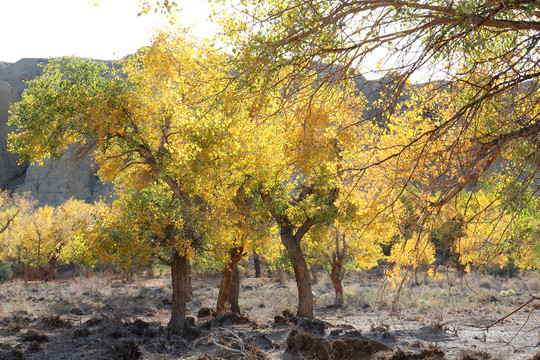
[0,80,24,190]
[0,59,113,206]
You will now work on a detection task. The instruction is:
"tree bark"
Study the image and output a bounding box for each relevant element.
[46,255,57,281]
[330,258,344,307]
[280,226,314,318]
[253,252,261,278]
[168,252,189,332]
[330,233,346,307]
[216,247,244,314]
[227,261,241,314]
[186,261,193,302]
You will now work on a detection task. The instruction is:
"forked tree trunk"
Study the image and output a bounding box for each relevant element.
[46,255,57,281]
[217,247,244,314]
[281,226,313,319]
[253,252,261,278]
[168,252,189,332]
[260,191,317,319]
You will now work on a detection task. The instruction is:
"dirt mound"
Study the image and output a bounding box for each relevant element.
[211,312,251,326]
[285,329,392,360]
[457,351,499,360]
[0,312,33,335]
[0,343,26,360]
[72,328,91,339]
[39,314,70,330]
[183,325,202,341]
[374,345,502,360]
[127,319,161,337]
[298,318,329,335]
[273,310,329,335]
[84,316,104,327]
[18,330,49,343]
[111,339,142,360]
[374,345,446,360]
[197,307,217,319]
[69,307,84,315]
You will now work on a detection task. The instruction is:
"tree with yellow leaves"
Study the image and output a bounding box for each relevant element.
[0,195,97,281]
[7,29,277,330]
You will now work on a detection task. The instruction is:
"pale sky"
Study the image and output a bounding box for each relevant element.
[1,0,215,63]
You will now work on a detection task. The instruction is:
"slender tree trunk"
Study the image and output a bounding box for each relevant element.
[168,252,189,332]
[23,263,28,282]
[311,264,319,284]
[253,252,261,278]
[280,227,313,318]
[330,258,344,307]
[331,232,347,307]
[216,247,244,314]
[46,255,57,281]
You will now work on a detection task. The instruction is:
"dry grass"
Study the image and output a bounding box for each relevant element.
[0,268,537,359]
[1,269,536,321]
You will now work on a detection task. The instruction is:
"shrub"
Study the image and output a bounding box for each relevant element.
[0,262,13,283]
[487,261,520,278]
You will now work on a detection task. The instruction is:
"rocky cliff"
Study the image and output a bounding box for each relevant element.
[0,59,113,205]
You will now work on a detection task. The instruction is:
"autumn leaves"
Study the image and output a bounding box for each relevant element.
[5,23,540,328]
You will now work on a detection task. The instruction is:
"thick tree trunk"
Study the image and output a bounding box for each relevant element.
[227,262,241,314]
[330,259,344,307]
[46,255,57,281]
[281,228,313,319]
[216,247,244,314]
[253,252,261,278]
[168,252,189,332]
[186,261,193,302]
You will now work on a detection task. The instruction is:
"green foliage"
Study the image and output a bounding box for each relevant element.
[0,262,12,283]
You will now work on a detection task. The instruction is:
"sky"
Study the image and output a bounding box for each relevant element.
[1,0,215,63]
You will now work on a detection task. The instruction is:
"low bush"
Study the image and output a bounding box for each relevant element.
[0,262,13,283]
